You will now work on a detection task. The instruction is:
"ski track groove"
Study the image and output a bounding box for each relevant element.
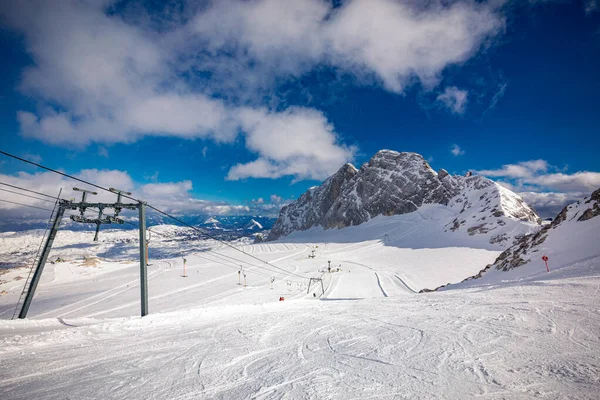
[374,272,388,297]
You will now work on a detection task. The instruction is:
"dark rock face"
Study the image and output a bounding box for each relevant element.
[578,188,600,221]
[319,151,459,230]
[267,163,358,241]
[268,151,460,240]
[267,150,540,241]
[437,169,450,180]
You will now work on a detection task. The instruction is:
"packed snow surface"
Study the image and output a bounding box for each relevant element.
[0,210,598,399]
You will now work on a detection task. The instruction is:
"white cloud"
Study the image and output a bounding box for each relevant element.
[477,160,600,192]
[200,204,250,216]
[437,86,469,114]
[483,82,507,115]
[227,107,356,181]
[141,181,192,198]
[1,0,505,182]
[270,194,283,205]
[450,144,465,156]
[528,171,600,192]
[247,194,288,215]
[190,0,505,93]
[478,160,548,179]
[518,191,586,218]
[477,160,600,217]
[0,169,253,220]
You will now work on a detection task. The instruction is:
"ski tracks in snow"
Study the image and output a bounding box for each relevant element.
[2,284,600,399]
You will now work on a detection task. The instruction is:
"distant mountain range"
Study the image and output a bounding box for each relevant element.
[0,213,276,241]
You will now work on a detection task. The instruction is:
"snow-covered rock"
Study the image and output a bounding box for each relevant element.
[476,187,600,279]
[204,216,220,225]
[245,219,263,230]
[268,150,540,244]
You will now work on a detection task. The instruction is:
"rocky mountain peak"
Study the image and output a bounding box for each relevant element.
[367,150,428,170]
[267,150,540,243]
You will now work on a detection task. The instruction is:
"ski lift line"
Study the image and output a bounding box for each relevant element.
[203,248,274,270]
[0,150,307,281]
[0,181,60,200]
[192,252,274,278]
[0,198,95,222]
[197,246,305,279]
[124,219,288,278]
[0,198,58,212]
[194,251,291,279]
[122,219,302,281]
[122,220,169,239]
[0,150,140,203]
[0,196,102,221]
[146,204,308,281]
[121,220,276,277]
[0,187,57,203]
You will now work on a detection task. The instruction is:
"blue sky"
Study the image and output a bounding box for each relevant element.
[0,0,599,219]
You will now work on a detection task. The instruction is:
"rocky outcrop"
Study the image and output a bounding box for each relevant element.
[319,151,459,229]
[267,163,358,240]
[577,187,600,221]
[268,150,540,243]
[476,187,600,274]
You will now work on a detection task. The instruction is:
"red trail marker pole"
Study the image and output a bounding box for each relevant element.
[542,255,549,272]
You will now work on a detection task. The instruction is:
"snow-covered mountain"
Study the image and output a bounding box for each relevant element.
[268,150,540,244]
[456,187,600,286]
[244,219,263,230]
[203,216,220,225]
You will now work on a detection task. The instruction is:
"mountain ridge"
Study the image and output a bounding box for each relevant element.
[268,150,540,244]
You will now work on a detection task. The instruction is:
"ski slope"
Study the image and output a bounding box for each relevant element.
[1,270,599,399]
[0,213,599,399]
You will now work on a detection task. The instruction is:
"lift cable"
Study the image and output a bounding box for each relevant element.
[145,205,308,280]
[0,150,308,281]
[121,220,288,279]
[0,198,57,212]
[0,181,59,200]
[0,187,57,203]
[0,198,96,221]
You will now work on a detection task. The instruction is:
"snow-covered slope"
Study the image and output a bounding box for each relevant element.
[0,224,250,268]
[1,233,599,399]
[450,187,600,288]
[0,192,598,398]
[268,150,540,245]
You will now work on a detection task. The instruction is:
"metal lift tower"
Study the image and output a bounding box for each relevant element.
[16,188,150,319]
